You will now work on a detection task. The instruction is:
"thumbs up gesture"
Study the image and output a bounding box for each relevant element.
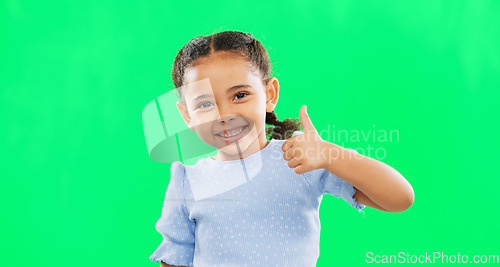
[282,105,329,174]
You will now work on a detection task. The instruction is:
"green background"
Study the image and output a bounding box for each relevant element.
[1,0,499,266]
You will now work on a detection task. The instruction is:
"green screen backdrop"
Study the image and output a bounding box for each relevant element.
[1,0,499,266]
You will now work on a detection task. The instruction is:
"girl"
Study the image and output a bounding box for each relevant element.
[149,30,414,267]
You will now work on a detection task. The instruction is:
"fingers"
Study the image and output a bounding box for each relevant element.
[282,138,295,152]
[283,145,307,161]
[283,147,293,160]
[287,157,301,169]
[283,141,309,174]
[294,165,308,175]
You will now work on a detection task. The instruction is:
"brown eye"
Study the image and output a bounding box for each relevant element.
[234,92,248,100]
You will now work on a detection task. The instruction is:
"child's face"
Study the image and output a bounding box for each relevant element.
[176,53,278,158]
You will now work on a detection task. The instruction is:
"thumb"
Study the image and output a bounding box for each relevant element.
[300,105,316,134]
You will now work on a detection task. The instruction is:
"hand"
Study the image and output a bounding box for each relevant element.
[282,105,329,174]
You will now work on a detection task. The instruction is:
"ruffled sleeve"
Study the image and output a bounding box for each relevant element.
[291,131,365,212]
[150,161,195,266]
[303,150,365,212]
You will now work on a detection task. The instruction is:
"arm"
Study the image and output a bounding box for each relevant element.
[282,105,413,212]
[352,188,387,212]
[161,261,187,267]
[151,162,194,267]
[323,143,414,213]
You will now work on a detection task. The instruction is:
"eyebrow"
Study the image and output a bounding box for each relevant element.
[192,84,252,102]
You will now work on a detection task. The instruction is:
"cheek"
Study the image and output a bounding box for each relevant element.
[246,97,267,111]
[193,120,215,137]
[191,110,218,125]
[196,123,213,134]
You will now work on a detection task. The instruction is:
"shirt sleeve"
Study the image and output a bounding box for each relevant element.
[150,161,196,266]
[291,130,365,211]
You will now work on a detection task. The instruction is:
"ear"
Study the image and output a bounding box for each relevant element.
[176,100,195,131]
[265,77,279,112]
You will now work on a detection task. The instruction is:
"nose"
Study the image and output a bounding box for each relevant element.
[215,103,236,124]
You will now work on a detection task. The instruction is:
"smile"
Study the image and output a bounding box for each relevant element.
[215,125,247,137]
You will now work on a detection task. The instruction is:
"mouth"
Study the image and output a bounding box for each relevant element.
[214,125,248,142]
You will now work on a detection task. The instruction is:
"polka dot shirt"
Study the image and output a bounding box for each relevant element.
[150,131,365,266]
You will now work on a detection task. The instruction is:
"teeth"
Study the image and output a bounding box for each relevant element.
[219,126,245,137]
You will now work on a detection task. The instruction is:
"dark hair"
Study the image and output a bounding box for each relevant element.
[172,30,301,140]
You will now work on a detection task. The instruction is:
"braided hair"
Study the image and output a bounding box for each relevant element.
[172,30,302,140]
[265,111,302,140]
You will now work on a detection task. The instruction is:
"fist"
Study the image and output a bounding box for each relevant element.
[282,105,328,174]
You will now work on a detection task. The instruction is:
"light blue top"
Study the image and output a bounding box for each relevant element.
[150,131,365,266]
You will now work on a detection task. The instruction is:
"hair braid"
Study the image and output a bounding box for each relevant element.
[265,111,302,140]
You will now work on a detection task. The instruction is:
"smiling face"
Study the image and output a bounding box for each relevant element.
[176,52,279,161]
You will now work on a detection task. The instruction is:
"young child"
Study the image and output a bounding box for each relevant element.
[149,30,414,267]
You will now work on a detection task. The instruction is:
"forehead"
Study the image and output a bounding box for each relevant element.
[183,55,261,95]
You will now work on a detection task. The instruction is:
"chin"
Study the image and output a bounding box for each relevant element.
[221,129,260,155]
[219,136,252,155]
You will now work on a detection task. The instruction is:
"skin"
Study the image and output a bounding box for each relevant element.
[177,52,279,161]
[164,51,414,266]
[282,105,415,212]
[177,52,413,212]
[167,52,278,267]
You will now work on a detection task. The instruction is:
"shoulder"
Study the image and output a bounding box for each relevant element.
[271,131,304,145]
[169,161,188,191]
[291,130,304,137]
[270,131,303,152]
[170,161,186,177]
[270,131,303,157]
